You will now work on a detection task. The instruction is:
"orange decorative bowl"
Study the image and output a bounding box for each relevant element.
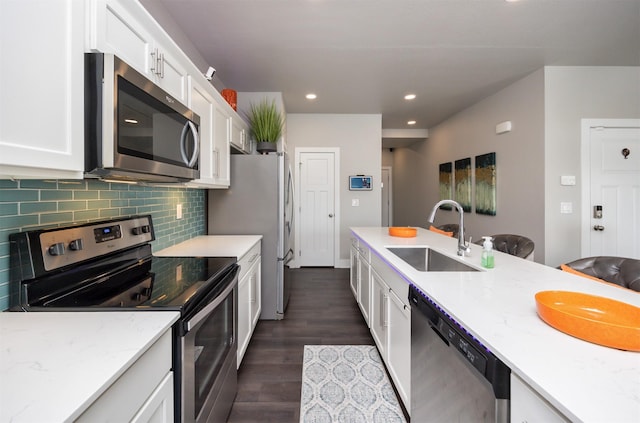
[389,227,417,238]
[535,290,640,351]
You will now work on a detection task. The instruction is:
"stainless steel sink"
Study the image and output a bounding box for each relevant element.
[387,247,479,272]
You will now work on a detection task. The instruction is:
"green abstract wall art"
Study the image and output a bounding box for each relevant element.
[454,158,472,212]
[475,152,497,215]
[438,162,453,210]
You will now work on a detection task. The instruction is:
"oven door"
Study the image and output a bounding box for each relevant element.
[177,267,238,423]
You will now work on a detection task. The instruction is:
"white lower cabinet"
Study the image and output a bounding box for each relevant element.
[350,240,359,299]
[350,236,371,326]
[511,374,568,423]
[368,262,411,412]
[77,329,173,423]
[237,241,262,367]
[131,372,174,423]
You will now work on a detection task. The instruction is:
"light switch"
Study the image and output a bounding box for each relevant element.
[560,202,573,214]
[560,175,576,186]
[352,199,360,207]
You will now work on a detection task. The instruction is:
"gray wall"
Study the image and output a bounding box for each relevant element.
[544,67,640,266]
[392,69,546,262]
[392,66,640,266]
[287,114,382,266]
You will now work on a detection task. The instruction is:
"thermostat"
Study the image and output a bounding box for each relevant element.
[349,175,372,191]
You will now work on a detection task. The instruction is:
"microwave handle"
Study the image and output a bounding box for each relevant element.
[180,121,200,168]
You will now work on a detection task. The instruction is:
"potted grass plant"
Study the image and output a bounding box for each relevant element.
[246,99,284,154]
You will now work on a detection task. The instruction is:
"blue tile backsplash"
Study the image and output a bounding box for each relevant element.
[0,179,206,310]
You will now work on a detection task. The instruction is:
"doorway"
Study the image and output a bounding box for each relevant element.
[581,119,640,259]
[295,148,340,267]
[381,166,393,227]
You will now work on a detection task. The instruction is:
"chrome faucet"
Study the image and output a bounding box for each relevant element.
[428,200,472,256]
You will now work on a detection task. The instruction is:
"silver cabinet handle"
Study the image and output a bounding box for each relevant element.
[593,225,605,231]
[329,213,334,218]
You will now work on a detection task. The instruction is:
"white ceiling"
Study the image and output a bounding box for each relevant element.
[152,0,640,130]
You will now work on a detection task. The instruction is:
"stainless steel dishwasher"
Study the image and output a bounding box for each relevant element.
[409,285,510,422]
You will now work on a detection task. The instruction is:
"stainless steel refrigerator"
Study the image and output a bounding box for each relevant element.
[208,153,294,320]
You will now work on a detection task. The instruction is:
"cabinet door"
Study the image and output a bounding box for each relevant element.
[212,103,231,187]
[151,46,188,103]
[387,289,411,411]
[370,269,388,357]
[249,255,262,328]
[88,0,154,77]
[350,245,359,299]
[511,374,568,423]
[237,272,251,367]
[230,116,249,153]
[0,0,84,179]
[188,78,215,184]
[357,254,371,326]
[130,372,174,423]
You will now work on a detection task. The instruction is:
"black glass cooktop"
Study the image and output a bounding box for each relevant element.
[24,254,237,312]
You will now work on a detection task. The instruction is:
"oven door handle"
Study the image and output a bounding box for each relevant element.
[185,273,238,333]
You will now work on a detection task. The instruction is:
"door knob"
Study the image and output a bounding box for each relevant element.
[593,225,605,231]
[328,214,334,218]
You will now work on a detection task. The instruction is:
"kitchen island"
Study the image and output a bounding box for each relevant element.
[0,311,179,422]
[352,227,640,423]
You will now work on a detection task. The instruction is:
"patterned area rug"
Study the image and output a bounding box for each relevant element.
[300,345,406,423]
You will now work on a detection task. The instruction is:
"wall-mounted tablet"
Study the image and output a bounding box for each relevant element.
[349,175,372,191]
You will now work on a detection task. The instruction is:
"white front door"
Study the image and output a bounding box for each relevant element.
[297,150,336,266]
[381,166,392,227]
[582,120,640,259]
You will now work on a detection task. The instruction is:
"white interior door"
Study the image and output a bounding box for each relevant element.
[582,120,640,259]
[297,151,336,266]
[381,166,392,227]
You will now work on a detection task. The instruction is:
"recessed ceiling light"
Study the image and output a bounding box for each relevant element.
[407,120,416,125]
[404,94,416,100]
[306,93,317,100]
[124,119,138,124]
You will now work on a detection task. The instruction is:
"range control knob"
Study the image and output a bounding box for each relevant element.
[69,239,84,251]
[132,225,152,235]
[48,242,65,256]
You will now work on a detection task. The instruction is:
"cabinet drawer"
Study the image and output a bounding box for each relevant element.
[371,252,410,307]
[238,242,261,281]
[77,329,172,422]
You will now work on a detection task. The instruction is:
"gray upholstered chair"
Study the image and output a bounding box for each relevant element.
[562,256,640,292]
[436,224,460,238]
[476,234,535,260]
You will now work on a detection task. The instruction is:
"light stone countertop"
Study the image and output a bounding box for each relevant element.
[0,311,179,423]
[351,226,640,423]
[154,235,262,258]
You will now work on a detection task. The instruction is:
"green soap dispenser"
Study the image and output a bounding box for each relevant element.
[481,236,495,269]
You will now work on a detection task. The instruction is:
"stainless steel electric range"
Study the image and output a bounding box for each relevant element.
[9,215,239,423]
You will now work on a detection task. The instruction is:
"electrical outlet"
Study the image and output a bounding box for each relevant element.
[177,203,183,219]
[352,199,360,207]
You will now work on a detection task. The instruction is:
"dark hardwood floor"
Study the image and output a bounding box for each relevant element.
[226,267,374,423]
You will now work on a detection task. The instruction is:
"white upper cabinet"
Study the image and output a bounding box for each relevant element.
[0,0,85,179]
[87,0,189,103]
[186,76,231,188]
[230,116,251,154]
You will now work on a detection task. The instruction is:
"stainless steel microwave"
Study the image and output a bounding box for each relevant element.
[85,53,200,183]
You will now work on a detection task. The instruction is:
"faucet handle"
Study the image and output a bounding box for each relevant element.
[463,236,472,254]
